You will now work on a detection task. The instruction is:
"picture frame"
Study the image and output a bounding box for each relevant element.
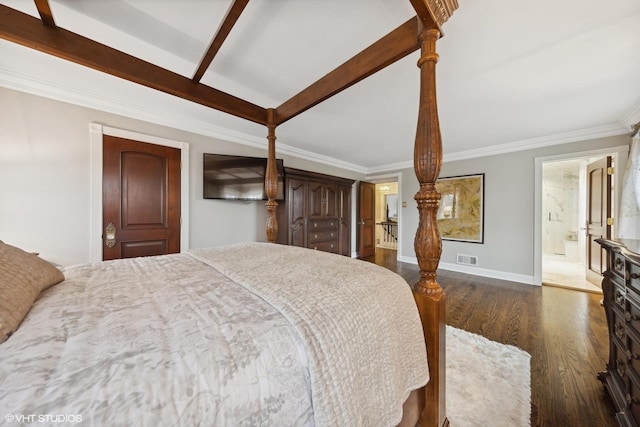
[385,194,398,222]
[435,173,484,243]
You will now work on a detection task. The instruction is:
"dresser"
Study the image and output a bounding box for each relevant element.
[276,168,354,256]
[598,238,640,427]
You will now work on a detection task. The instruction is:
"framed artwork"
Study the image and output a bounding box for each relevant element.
[435,173,484,243]
[385,194,398,221]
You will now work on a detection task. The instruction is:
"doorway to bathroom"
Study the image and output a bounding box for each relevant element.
[541,158,600,292]
[534,144,628,292]
[541,153,619,293]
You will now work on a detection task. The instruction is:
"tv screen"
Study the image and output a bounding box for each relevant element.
[203,153,285,200]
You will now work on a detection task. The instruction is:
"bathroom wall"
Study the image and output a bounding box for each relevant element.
[542,160,581,258]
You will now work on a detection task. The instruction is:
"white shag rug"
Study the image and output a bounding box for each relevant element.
[447,326,531,427]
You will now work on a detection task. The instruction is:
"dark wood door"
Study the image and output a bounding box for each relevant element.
[308,181,325,218]
[338,184,352,256]
[287,177,308,247]
[103,135,181,260]
[358,181,376,258]
[324,183,339,218]
[585,156,612,284]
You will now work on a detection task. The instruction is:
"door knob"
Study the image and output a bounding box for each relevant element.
[105,222,117,248]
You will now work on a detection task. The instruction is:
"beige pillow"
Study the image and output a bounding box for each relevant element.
[0,241,65,343]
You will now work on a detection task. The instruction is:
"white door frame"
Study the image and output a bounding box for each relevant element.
[89,123,190,262]
[533,145,628,285]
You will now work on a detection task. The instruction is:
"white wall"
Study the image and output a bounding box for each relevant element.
[396,134,630,284]
[0,88,364,266]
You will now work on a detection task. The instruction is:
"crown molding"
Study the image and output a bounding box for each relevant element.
[368,123,630,173]
[0,67,366,174]
[621,102,640,131]
[0,66,631,177]
[443,124,629,163]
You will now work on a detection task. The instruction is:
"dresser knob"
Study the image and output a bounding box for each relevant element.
[617,359,626,378]
[626,311,639,322]
[626,349,640,361]
[615,290,625,306]
[615,322,625,340]
[627,393,640,405]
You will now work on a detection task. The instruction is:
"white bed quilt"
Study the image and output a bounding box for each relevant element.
[0,243,428,426]
[0,251,313,426]
[188,243,429,427]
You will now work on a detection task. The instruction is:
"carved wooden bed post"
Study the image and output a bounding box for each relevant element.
[265,108,279,243]
[413,24,448,427]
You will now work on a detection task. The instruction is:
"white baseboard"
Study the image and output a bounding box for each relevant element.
[397,255,539,286]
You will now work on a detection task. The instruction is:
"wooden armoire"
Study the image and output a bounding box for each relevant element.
[276,168,354,256]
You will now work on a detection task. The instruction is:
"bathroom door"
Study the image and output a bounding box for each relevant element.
[585,156,611,285]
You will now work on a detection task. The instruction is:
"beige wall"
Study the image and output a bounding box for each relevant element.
[2,85,631,282]
[0,87,364,266]
[396,134,630,283]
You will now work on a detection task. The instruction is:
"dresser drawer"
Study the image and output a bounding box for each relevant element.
[630,372,640,424]
[627,332,640,382]
[616,338,630,383]
[612,307,627,347]
[613,282,627,312]
[309,219,338,231]
[308,229,338,243]
[627,296,640,337]
[629,262,640,296]
[613,252,627,280]
[310,240,338,253]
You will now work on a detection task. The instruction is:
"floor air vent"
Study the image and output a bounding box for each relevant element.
[457,254,478,266]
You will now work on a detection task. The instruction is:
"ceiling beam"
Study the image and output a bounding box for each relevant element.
[33,0,56,28]
[192,0,250,83]
[0,5,268,125]
[275,17,420,126]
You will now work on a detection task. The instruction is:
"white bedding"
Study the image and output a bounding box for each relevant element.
[0,243,428,426]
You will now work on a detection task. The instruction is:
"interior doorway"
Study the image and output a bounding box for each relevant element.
[357,174,401,260]
[89,124,190,263]
[375,182,399,251]
[540,151,620,293]
[541,158,602,293]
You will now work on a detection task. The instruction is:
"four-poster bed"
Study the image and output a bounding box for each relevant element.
[0,1,459,426]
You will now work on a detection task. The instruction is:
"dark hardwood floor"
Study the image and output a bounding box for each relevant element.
[363,248,617,427]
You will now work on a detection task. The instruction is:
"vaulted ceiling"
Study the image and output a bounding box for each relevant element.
[1,0,639,173]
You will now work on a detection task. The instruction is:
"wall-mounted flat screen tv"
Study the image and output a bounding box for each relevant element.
[203,153,285,201]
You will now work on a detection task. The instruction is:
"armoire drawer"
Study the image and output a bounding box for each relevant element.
[309,230,337,244]
[309,219,338,232]
[310,240,338,253]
